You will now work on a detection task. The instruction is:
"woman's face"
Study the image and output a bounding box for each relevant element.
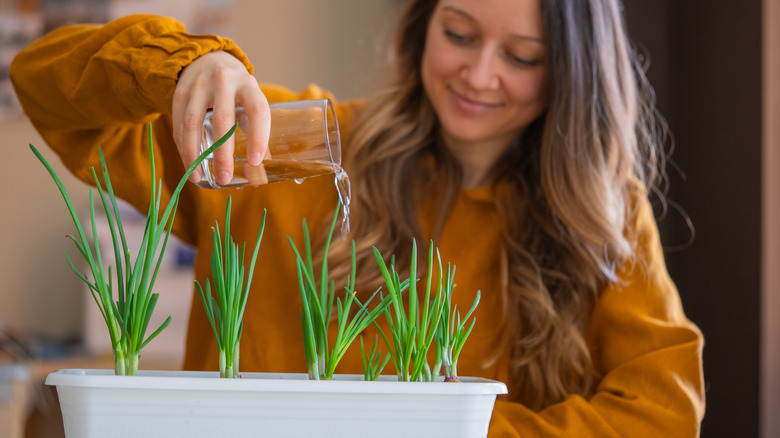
[421,0,548,152]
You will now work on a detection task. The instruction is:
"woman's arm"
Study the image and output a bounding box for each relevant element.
[9,14,254,244]
[489,196,705,437]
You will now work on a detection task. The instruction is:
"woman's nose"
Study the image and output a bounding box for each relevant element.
[460,48,500,90]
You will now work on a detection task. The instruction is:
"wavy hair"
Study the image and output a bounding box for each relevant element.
[326,0,666,410]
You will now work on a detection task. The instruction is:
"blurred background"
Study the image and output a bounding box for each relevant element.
[0,0,776,437]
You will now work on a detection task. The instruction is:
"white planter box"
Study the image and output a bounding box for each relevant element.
[47,369,507,438]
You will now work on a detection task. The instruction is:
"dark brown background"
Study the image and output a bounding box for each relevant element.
[624,1,763,436]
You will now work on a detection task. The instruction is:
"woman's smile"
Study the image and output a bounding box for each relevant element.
[448,87,503,113]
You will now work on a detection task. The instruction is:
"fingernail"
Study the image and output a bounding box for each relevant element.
[249,153,262,166]
[189,170,201,184]
[218,171,231,184]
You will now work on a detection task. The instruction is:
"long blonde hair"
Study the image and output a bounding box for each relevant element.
[328,0,666,410]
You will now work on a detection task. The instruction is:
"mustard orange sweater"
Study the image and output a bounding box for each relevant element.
[10,15,705,437]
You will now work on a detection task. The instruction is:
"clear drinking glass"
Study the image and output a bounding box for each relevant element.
[197,99,341,189]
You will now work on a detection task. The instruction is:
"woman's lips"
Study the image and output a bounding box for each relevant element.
[449,88,501,113]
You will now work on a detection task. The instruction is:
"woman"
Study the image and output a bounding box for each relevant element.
[10,0,705,435]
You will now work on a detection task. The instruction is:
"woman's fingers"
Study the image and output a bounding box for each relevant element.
[172,51,268,185]
[173,81,208,184]
[210,83,237,186]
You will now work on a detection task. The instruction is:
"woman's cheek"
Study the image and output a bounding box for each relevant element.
[507,69,548,107]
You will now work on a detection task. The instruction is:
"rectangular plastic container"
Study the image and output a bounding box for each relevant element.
[46,369,507,437]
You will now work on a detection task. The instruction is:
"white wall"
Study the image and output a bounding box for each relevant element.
[0,0,399,348]
[762,0,780,436]
[232,0,399,100]
[0,118,91,340]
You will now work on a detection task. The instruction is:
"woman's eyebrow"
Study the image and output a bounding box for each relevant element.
[440,5,544,43]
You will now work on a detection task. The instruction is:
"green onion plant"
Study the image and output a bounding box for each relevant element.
[30,123,237,375]
[373,240,446,382]
[434,265,480,382]
[359,334,391,381]
[288,205,390,380]
[195,196,266,378]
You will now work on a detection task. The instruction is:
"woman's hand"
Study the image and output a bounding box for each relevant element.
[172,51,270,185]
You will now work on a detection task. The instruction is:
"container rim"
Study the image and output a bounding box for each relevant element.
[45,369,508,396]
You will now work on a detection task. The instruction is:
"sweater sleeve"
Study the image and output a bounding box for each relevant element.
[9,14,254,245]
[10,14,253,129]
[488,196,705,437]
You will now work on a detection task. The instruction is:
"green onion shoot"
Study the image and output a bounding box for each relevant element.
[360,334,391,381]
[435,265,480,382]
[373,240,446,382]
[195,196,266,378]
[288,203,390,380]
[30,123,237,375]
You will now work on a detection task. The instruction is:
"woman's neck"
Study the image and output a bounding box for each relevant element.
[441,134,512,190]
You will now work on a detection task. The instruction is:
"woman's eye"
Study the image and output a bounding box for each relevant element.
[444,29,472,45]
[506,51,537,67]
